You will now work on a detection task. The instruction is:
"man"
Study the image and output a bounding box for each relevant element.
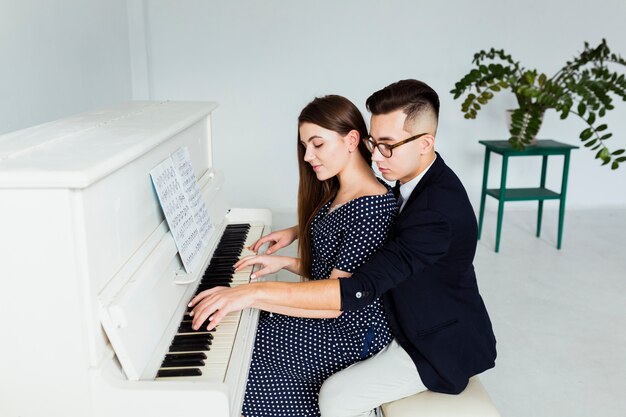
[190,79,496,416]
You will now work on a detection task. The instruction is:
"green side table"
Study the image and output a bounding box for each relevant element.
[478,139,579,252]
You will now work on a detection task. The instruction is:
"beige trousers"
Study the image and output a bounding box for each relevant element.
[318,339,428,417]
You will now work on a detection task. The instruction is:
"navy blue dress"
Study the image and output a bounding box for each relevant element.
[242,191,396,417]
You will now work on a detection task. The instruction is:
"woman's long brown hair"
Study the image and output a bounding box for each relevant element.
[297,95,371,277]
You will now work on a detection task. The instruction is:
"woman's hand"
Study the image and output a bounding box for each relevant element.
[189,285,256,330]
[250,226,298,254]
[234,255,297,279]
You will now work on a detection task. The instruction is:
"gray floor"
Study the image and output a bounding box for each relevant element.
[476,208,626,417]
[273,207,626,417]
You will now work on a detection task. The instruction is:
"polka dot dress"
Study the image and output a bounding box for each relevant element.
[242,190,397,417]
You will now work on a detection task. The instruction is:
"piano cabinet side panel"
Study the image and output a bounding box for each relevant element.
[0,189,94,417]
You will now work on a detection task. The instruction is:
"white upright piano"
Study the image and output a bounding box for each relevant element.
[0,102,271,417]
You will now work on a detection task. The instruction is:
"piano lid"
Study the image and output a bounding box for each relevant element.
[0,101,218,189]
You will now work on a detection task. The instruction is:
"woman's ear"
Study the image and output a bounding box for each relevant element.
[346,129,360,153]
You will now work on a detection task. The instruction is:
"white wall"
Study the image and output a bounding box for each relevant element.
[138,0,626,211]
[0,0,132,135]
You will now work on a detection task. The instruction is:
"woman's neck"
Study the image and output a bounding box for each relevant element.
[334,156,384,205]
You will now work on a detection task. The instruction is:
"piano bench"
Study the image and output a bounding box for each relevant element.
[381,377,500,417]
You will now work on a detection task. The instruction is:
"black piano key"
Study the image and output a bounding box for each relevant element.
[198,281,232,288]
[205,261,237,268]
[181,314,220,328]
[196,283,231,291]
[200,276,233,282]
[170,337,212,346]
[209,257,240,263]
[165,352,207,361]
[206,267,237,273]
[225,223,250,229]
[171,333,214,342]
[215,242,245,247]
[204,267,235,274]
[168,343,210,352]
[199,277,233,282]
[157,368,202,378]
[161,357,205,368]
[215,241,242,247]
[212,251,241,258]
[178,322,215,333]
[207,261,238,268]
[215,242,244,247]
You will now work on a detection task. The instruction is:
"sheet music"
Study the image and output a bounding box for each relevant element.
[150,148,210,273]
[171,147,213,245]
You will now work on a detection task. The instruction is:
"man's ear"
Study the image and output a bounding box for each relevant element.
[419,135,435,154]
[346,129,360,152]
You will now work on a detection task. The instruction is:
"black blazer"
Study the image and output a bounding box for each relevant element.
[340,153,497,394]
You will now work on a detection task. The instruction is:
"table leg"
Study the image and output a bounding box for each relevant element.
[495,155,508,252]
[478,149,491,240]
[537,155,548,237]
[557,151,572,249]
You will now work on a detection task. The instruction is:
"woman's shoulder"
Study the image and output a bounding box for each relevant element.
[344,189,397,217]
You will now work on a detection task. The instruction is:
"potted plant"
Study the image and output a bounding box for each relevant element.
[451,39,626,169]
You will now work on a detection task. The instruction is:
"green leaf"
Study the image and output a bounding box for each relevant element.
[599,148,610,161]
[612,149,625,155]
[587,112,596,125]
[597,124,608,131]
[585,139,597,147]
[577,102,586,116]
[538,73,547,87]
[616,156,626,163]
[611,161,619,170]
[580,128,593,141]
[601,133,613,140]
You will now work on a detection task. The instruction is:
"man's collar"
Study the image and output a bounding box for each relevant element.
[399,154,437,201]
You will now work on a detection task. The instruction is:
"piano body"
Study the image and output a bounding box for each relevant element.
[0,102,270,416]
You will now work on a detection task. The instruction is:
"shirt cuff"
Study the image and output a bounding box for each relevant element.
[339,274,374,311]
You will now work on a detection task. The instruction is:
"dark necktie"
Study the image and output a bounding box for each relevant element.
[392,181,401,199]
[392,181,403,210]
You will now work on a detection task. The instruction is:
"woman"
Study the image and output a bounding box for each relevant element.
[210,95,396,416]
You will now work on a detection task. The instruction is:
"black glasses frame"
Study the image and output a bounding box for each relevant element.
[364,132,429,158]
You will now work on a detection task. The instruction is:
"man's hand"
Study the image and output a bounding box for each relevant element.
[249,226,298,254]
[188,284,256,330]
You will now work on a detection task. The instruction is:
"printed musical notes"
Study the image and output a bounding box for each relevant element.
[150,147,214,273]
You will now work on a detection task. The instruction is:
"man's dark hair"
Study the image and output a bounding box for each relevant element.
[366,79,440,123]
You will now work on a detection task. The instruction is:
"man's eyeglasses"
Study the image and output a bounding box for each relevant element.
[363,133,428,158]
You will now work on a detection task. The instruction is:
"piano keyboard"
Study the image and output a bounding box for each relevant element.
[156,222,264,380]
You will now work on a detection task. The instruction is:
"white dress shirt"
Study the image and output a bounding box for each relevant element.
[397,154,437,212]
